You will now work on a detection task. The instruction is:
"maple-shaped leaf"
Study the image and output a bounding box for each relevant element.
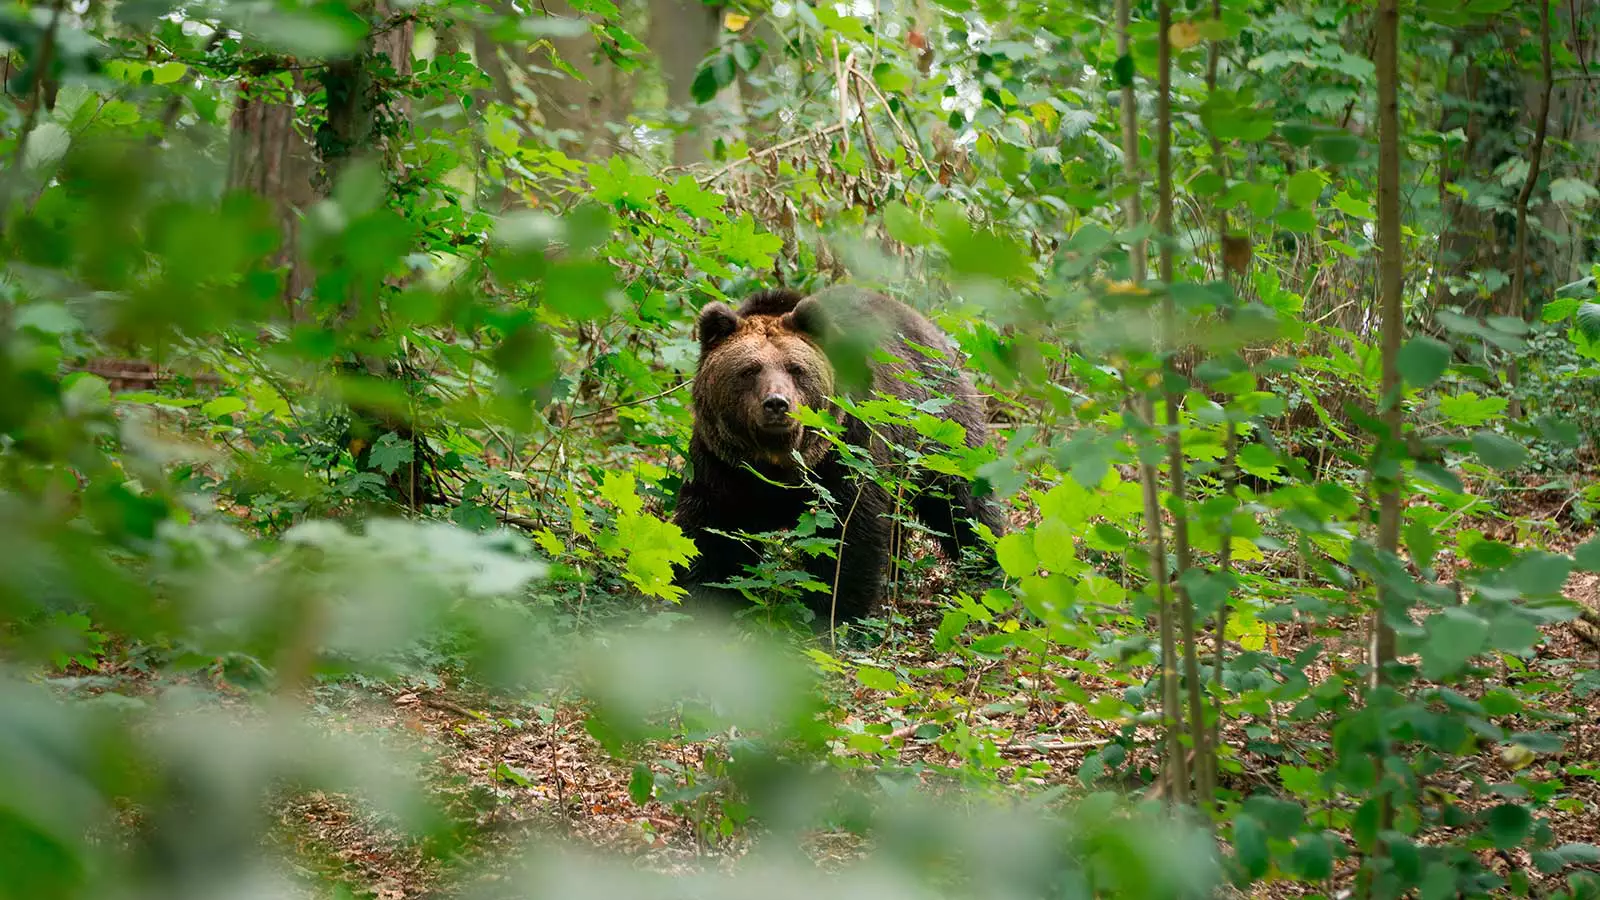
[370,432,414,475]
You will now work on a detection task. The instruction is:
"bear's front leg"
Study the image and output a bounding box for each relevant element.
[804,477,893,626]
[670,477,766,615]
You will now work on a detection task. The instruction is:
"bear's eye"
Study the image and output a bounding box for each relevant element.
[786,364,807,379]
[739,363,762,380]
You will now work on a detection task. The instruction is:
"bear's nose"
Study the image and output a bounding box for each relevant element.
[762,394,791,415]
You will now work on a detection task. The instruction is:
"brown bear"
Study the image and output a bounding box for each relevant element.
[671,284,1005,627]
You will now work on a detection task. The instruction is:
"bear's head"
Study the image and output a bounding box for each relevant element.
[690,293,836,469]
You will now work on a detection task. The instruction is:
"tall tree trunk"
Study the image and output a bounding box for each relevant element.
[532,0,637,161]
[318,2,435,510]
[228,75,320,318]
[1157,0,1206,811]
[1507,0,1554,420]
[1538,0,1598,291]
[1431,26,1520,321]
[648,0,726,165]
[1369,0,1404,871]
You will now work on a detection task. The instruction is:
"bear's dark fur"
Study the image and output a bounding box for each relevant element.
[671,284,1005,626]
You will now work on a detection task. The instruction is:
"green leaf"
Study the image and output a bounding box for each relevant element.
[691,52,736,103]
[856,666,898,691]
[1033,517,1077,573]
[597,470,644,517]
[1233,813,1270,879]
[936,206,1030,280]
[1276,207,1318,234]
[1530,843,1600,874]
[1285,169,1325,207]
[932,610,970,652]
[1441,392,1508,426]
[1467,539,1515,567]
[59,373,110,417]
[1397,337,1450,388]
[587,156,663,210]
[1325,238,1361,258]
[544,258,619,321]
[1484,803,1533,850]
[883,201,933,246]
[1576,302,1600,340]
[202,396,247,419]
[1242,796,1305,838]
[1487,610,1542,655]
[1291,832,1334,880]
[23,122,70,170]
[1421,607,1489,679]
[1279,121,1316,146]
[1541,297,1580,323]
[244,6,369,57]
[370,432,414,475]
[1077,752,1106,786]
[15,303,79,335]
[1331,190,1374,219]
[732,40,761,73]
[1550,177,1600,207]
[1405,518,1438,571]
[152,61,188,84]
[1418,862,1458,900]
[1414,462,1464,494]
[1504,551,1572,597]
[1471,431,1527,470]
[450,501,496,532]
[496,763,537,787]
[713,213,784,269]
[1112,53,1135,87]
[1190,170,1225,197]
[1573,537,1600,572]
[628,762,655,804]
[664,176,725,220]
[995,531,1038,579]
[1054,431,1116,490]
[1535,415,1580,447]
[1243,182,1278,219]
[1313,131,1362,165]
[871,61,911,94]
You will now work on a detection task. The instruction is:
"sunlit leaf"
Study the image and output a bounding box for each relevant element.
[1285,169,1325,207]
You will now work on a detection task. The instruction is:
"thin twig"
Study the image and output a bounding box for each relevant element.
[847,60,885,175]
[846,60,940,183]
[834,38,850,156]
[566,379,691,422]
[696,121,850,185]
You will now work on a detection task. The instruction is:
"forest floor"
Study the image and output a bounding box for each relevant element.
[78,486,1600,899]
[243,483,1600,900]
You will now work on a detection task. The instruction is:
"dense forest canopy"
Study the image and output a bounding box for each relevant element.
[3,0,1600,897]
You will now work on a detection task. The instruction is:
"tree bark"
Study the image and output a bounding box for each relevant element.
[228,75,320,318]
[1507,0,1554,419]
[318,2,436,511]
[1431,26,1520,320]
[1539,0,1599,290]
[532,0,637,161]
[648,0,726,165]
[1370,0,1404,861]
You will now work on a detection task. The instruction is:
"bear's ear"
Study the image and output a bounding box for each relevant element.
[697,302,740,351]
[782,296,830,341]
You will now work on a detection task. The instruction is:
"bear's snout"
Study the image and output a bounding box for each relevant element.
[755,368,800,431]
